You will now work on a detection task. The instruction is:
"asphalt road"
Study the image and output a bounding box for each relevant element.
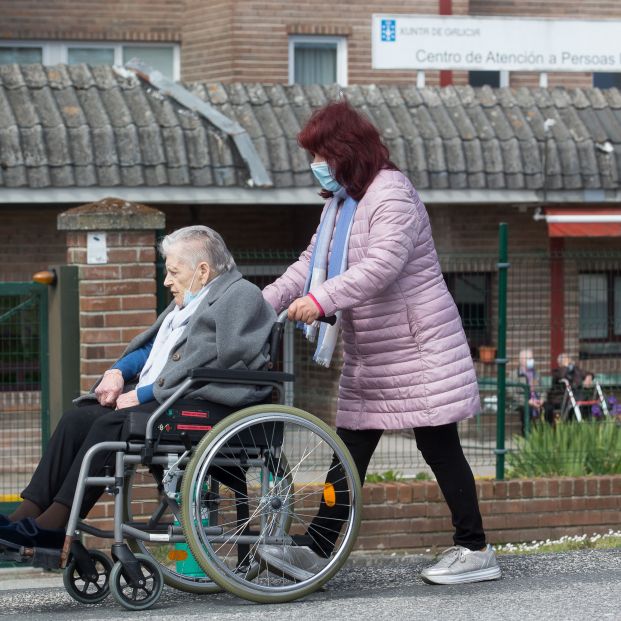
[0,549,619,621]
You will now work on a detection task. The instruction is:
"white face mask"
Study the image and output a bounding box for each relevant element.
[526,358,535,370]
[310,161,342,192]
[182,266,201,307]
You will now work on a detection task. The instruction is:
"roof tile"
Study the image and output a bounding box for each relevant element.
[1,65,620,194]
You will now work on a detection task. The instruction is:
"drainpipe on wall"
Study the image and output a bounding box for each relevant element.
[439,0,453,86]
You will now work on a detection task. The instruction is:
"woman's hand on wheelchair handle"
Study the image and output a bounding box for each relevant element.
[288,295,321,325]
[95,369,124,407]
[116,390,140,410]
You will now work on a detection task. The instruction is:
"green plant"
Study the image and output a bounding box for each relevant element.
[507,420,621,478]
[365,469,404,483]
[414,471,431,481]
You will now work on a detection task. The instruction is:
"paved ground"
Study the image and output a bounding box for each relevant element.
[0,548,619,620]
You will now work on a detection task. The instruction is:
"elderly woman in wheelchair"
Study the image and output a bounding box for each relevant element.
[0,225,361,609]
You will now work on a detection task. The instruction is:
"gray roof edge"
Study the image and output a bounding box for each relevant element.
[2,187,621,205]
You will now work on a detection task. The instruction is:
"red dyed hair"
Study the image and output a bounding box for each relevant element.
[297,100,398,201]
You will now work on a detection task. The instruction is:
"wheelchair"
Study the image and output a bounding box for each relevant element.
[1,311,362,609]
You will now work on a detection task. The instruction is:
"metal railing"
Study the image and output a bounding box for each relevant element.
[0,282,48,513]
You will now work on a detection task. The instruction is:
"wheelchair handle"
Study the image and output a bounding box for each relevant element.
[277,309,337,326]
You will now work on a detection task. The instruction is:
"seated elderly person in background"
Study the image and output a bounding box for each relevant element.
[0,225,275,550]
[544,352,586,423]
[516,348,544,433]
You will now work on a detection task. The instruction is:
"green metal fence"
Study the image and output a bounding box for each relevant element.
[0,282,48,514]
[236,223,621,480]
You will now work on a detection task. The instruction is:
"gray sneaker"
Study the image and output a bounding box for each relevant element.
[420,544,501,585]
[257,543,330,582]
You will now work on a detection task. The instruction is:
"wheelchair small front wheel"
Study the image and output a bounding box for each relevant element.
[109,553,163,611]
[63,549,113,605]
[123,464,221,594]
[181,405,362,604]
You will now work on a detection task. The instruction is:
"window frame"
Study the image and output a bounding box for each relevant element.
[578,270,621,350]
[0,40,180,80]
[288,35,348,86]
[0,41,46,63]
[443,271,493,360]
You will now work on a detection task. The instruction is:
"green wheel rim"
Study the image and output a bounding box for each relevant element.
[180,405,361,603]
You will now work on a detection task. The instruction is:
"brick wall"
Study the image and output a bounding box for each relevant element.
[0,0,182,41]
[356,475,621,551]
[2,201,619,381]
[430,205,621,377]
[83,474,621,553]
[65,230,157,392]
[0,207,66,282]
[2,1,618,88]
[181,0,470,85]
[181,0,618,87]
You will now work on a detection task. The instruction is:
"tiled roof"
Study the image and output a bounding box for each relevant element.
[1,63,621,192]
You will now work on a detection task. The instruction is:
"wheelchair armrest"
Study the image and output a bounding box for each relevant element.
[188,367,295,384]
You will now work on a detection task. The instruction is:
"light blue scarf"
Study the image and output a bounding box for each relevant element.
[302,189,358,367]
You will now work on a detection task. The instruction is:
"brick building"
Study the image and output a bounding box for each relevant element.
[1,0,621,411]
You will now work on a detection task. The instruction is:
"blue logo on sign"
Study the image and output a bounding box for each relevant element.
[381,19,396,42]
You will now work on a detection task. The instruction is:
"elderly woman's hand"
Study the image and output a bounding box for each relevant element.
[95,369,124,407]
[115,390,140,410]
[288,295,322,325]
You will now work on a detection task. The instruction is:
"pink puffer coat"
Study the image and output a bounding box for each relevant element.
[262,169,480,430]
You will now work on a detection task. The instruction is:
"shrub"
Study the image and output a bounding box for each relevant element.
[506,420,621,478]
[414,471,432,481]
[365,469,404,483]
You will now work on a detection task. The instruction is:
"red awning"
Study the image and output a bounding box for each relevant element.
[540,207,621,237]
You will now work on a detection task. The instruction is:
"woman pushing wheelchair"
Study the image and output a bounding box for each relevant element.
[0,225,275,550]
[261,100,501,585]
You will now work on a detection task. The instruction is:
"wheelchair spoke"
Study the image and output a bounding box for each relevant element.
[181,408,362,602]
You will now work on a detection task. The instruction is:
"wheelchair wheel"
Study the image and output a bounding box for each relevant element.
[63,549,112,604]
[109,553,163,611]
[180,405,362,604]
[123,464,221,594]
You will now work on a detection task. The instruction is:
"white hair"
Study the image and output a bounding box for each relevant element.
[159,225,236,275]
[557,352,571,366]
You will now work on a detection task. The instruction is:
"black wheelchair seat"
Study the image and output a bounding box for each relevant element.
[125,399,241,442]
[124,396,282,448]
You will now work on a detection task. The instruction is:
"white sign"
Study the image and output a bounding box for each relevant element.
[372,15,621,72]
[87,232,108,264]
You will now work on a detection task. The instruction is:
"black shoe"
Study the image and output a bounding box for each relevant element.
[0,515,10,527]
[0,518,65,549]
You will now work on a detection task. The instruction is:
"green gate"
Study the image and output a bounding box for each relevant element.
[0,282,49,514]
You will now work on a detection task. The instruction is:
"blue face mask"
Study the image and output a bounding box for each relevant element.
[310,161,342,193]
[182,267,201,307]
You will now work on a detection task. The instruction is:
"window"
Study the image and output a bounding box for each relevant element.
[469,71,500,87]
[0,41,179,80]
[289,36,347,86]
[444,272,492,358]
[123,46,175,80]
[468,70,509,88]
[579,272,621,357]
[0,46,43,64]
[67,47,115,66]
[593,73,621,90]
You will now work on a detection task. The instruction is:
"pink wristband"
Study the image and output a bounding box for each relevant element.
[307,293,324,316]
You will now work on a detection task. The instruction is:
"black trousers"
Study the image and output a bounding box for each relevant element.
[307,422,487,555]
[21,401,158,518]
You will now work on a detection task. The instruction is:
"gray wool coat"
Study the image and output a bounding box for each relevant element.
[76,268,277,407]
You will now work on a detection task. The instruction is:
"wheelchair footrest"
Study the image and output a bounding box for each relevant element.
[0,537,28,563]
[0,537,63,569]
[31,546,63,570]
